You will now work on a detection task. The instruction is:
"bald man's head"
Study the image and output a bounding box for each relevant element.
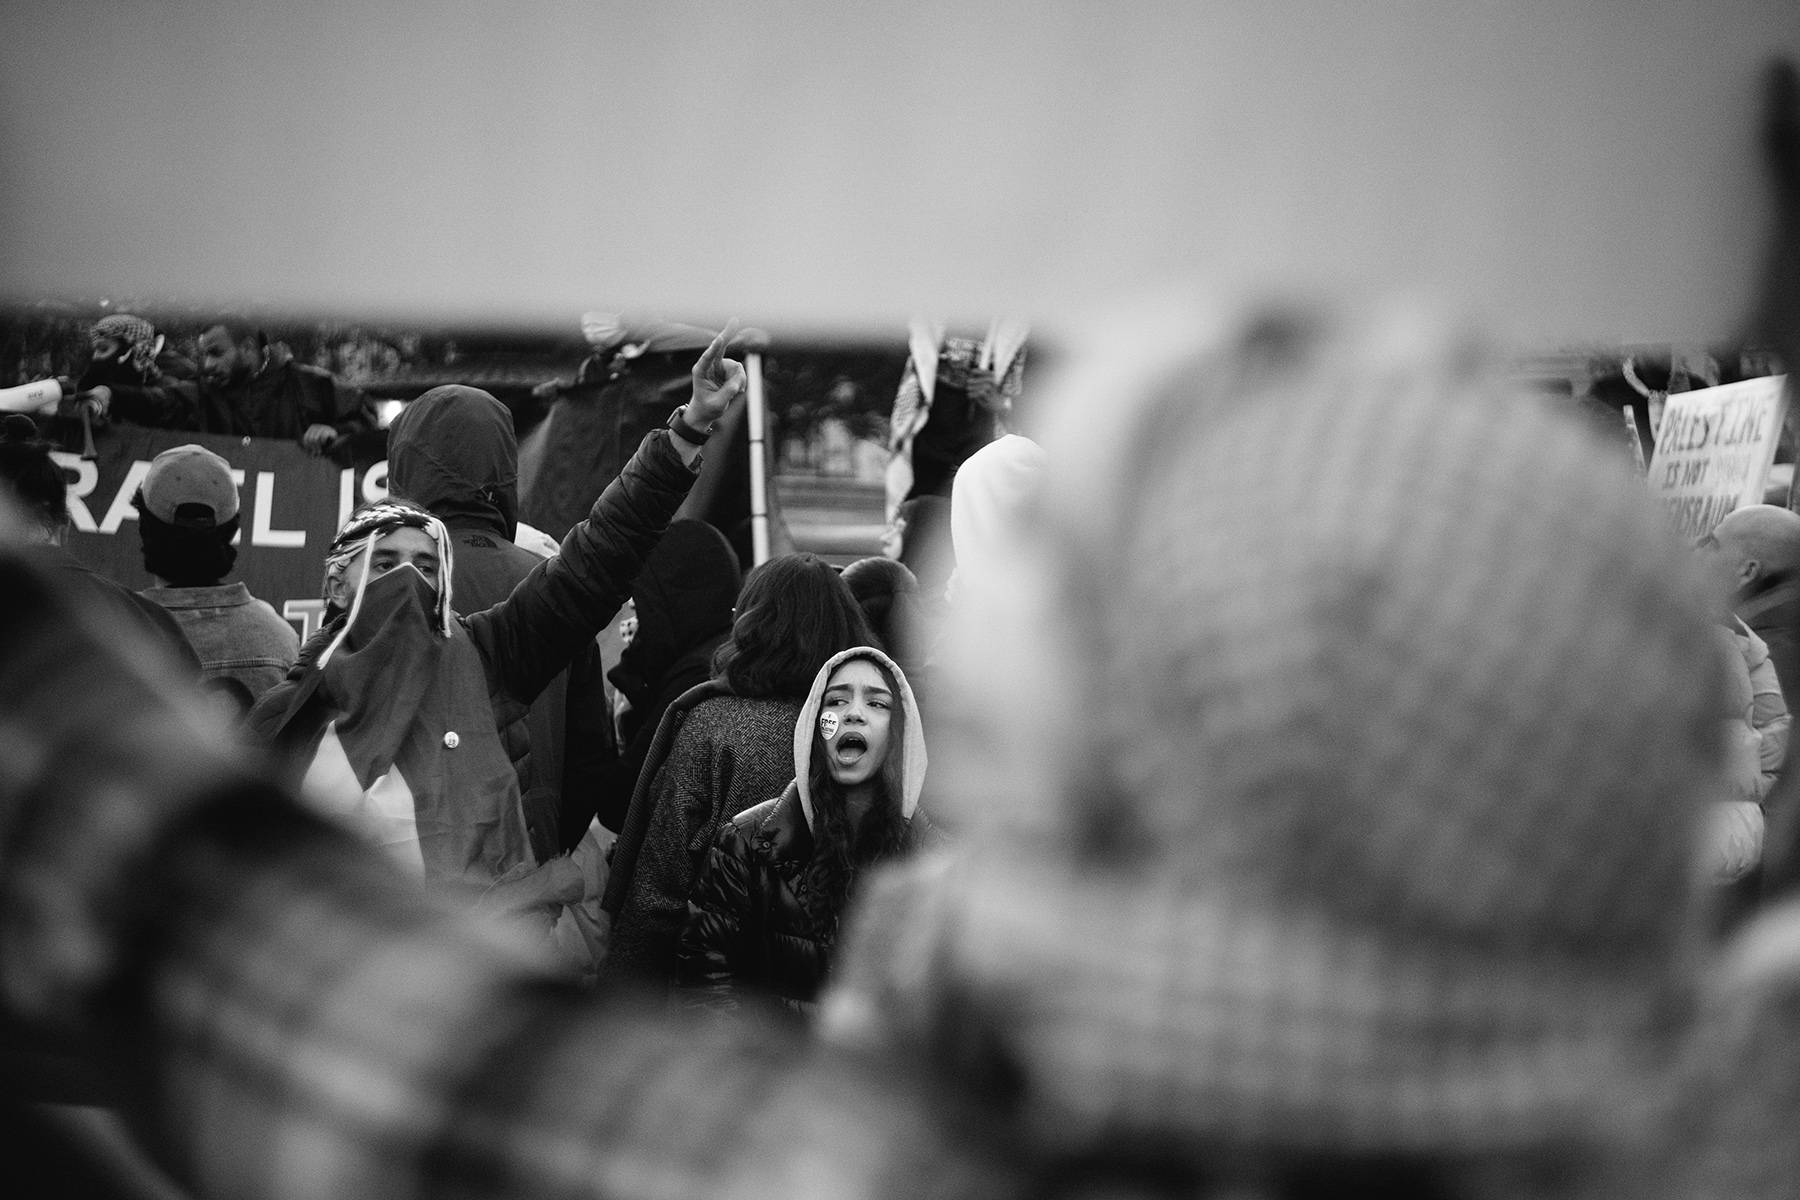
[1708,504,1800,598]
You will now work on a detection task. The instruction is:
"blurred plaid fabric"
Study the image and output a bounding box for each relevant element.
[831,304,1734,1178]
[0,547,1013,1200]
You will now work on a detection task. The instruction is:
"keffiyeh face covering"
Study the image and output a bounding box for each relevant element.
[320,500,455,667]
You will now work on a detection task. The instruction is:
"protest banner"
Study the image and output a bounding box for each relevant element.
[1647,375,1788,540]
[56,424,389,643]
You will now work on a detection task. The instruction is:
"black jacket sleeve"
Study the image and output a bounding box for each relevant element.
[468,430,697,707]
[104,379,202,430]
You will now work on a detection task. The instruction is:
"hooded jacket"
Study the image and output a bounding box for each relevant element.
[388,385,614,860]
[676,646,932,1016]
[248,429,698,891]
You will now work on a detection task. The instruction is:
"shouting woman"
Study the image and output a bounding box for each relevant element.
[677,646,933,1018]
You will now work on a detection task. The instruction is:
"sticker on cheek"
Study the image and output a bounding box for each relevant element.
[819,711,840,740]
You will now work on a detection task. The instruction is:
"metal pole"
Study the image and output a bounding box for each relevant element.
[746,351,770,565]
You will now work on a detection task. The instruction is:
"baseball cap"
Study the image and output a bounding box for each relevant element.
[140,445,239,528]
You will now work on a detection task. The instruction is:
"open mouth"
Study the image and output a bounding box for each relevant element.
[834,732,868,762]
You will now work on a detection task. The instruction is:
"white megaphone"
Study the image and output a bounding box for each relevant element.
[0,378,64,414]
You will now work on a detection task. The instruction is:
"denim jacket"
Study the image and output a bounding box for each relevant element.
[142,582,300,710]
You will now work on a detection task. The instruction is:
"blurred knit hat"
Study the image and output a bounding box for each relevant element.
[139,445,238,528]
[855,301,1733,1166]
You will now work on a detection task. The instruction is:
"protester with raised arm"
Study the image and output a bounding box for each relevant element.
[247,325,745,897]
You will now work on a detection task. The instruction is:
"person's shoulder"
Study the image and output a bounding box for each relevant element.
[721,693,803,720]
[240,593,301,646]
[727,787,799,848]
[42,551,199,669]
[684,693,799,737]
[455,532,542,574]
[729,794,780,833]
[449,536,542,609]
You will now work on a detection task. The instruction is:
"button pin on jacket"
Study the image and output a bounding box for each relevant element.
[443,731,460,749]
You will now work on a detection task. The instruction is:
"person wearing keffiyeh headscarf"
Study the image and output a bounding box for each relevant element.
[247,325,748,899]
[69,312,203,430]
[88,314,160,377]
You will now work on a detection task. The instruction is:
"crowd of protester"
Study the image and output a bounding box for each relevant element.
[37,312,381,461]
[1,60,1799,1200]
[1,296,1797,1200]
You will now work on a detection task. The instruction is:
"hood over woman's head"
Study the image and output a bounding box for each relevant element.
[922,296,1733,1162]
[793,645,926,832]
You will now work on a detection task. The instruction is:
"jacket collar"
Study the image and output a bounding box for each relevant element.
[142,581,254,609]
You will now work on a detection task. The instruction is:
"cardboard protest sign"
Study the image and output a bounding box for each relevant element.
[1647,376,1788,539]
[55,425,389,642]
[2,3,1796,344]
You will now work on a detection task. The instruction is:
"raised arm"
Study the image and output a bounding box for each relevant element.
[471,323,746,704]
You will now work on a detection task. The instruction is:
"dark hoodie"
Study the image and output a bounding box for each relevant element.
[387,385,615,860]
[603,518,741,825]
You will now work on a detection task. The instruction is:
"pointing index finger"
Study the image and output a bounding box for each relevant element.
[698,318,742,382]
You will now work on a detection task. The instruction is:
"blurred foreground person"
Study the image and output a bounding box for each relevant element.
[247,329,745,897]
[679,647,934,1018]
[823,304,1734,1200]
[0,504,1006,1199]
[135,443,300,715]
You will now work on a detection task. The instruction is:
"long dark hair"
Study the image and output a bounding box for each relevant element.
[805,655,911,915]
[712,553,875,699]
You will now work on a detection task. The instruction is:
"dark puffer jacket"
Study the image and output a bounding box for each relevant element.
[681,784,834,1012]
[677,646,933,1017]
